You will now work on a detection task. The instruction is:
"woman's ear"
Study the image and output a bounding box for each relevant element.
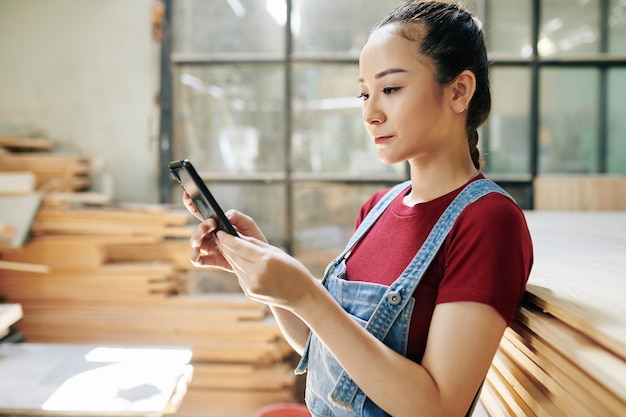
[450,70,477,114]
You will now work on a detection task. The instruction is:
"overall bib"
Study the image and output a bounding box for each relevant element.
[295,179,511,417]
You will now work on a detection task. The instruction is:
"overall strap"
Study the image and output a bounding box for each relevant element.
[343,180,411,258]
[329,179,512,407]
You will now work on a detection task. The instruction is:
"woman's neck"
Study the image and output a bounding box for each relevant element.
[403,159,478,206]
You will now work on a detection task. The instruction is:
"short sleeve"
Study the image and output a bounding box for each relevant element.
[436,193,534,324]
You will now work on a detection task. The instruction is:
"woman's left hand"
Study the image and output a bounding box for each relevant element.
[213,230,317,310]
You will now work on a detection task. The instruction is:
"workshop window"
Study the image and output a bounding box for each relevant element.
[162,0,626,259]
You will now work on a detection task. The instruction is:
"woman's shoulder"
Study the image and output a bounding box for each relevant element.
[453,189,533,251]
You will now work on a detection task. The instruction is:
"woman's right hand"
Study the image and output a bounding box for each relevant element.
[184,192,267,270]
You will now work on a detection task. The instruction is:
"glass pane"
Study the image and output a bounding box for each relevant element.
[173,64,285,173]
[609,0,626,54]
[171,182,287,246]
[292,182,394,271]
[539,68,599,173]
[292,64,405,177]
[607,69,626,174]
[484,0,532,56]
[483,68,531,174]
[292,0,398,56]
[172,0,285,54]
[540,0,601,57]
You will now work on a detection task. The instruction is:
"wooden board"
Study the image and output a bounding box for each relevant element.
[0,172,36,194]
[0,303,23,337]
[0,148,92,192]
[483,212,626,416]
[173,388,295,417]
[506,320,626,415]
[0,194,42,248]
[534,175,626,210]
[0,343,192,416]
[523,212,626,360]
[0,135,55,150]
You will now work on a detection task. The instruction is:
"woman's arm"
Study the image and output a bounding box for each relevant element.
[269,305,310,355]
[215,231,507,417]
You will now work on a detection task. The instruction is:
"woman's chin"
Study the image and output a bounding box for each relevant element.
[375,153,402,166]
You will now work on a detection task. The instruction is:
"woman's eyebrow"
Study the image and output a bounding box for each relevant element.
[358,68,408,83]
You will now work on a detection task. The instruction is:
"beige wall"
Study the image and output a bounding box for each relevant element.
[0,0,161,202]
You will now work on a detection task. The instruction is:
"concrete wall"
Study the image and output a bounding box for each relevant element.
[0,0,161,203]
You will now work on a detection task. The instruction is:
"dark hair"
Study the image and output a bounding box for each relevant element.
[376,1,490,170]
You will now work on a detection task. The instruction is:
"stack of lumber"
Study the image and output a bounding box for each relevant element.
[0,197,298,416]
[0,135,91,192]
[480,212,626,417]
[534,174,626,210]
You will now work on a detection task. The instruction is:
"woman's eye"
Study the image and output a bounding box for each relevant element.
[381,87,399,95]
[357,93,369,101]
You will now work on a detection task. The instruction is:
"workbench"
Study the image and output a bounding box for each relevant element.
[0,343,192,416]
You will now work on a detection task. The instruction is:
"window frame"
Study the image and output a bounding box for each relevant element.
[158,0,626,253]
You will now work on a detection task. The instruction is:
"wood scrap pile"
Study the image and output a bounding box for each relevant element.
[0,206,298,416]
[0,135,92,192]
[480,212,626,417]
[0,136,299,416]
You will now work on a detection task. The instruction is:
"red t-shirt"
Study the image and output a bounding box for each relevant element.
[345,175,533,363]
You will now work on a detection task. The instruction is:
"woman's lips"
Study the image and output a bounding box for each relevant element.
[374,135,393,145]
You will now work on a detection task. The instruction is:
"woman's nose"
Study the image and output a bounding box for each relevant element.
[362,100,385,125]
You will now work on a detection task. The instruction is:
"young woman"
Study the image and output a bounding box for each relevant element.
[184,1,533,416]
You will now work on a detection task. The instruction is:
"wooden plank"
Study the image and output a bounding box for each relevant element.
[524,212,626,360]
[0,303,23,334]
[0,172,36,194]
[0,260,49,274]
[189,362,295,390]
[14,328,291,365]
[0,135,55,150]
[491,351,565,417]
[0,235,163,270]
[0,149,92,192]
[514,306,626,403]
[498,334,599,417]
[12,293,267,312]
[0,194,42,248]
[485,367,536,417]
[42,192,113,206]
[504,325,626,416]
[534,175,626,210]
[31,206,191,238]
[480,381,516,417]
[173,388,294,417]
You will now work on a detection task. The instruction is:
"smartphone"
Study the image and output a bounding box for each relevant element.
[169,159,239,236]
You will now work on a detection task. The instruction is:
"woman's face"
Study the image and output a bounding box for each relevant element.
[358,25,454,166]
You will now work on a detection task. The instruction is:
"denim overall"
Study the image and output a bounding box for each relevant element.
[295,179,511,417]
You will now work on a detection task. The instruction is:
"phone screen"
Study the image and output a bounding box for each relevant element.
[176,166,215,219]
[169,160,239,236]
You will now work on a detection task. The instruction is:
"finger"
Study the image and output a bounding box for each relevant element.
[190,219,219,248]
[182,192,204,221]
[223,210,267,243]
[215,230,266,262]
